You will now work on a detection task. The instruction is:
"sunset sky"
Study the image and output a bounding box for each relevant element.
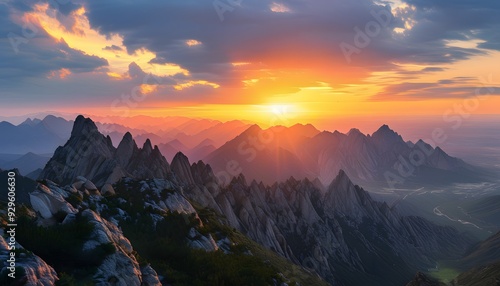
[1,0,499,129]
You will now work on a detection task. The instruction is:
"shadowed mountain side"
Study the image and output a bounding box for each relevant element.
[171,153,473,286]
[205,124,489,187]
[33,118,475,285]
[0,115,73,154]
[0,152,51,176]
[38,116,171,187]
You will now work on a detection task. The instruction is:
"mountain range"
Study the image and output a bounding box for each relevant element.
[1,115,498,285]
[0,115,73,154]
[204,123,488,188]
[12,115,488,285]
[0,115,251,167]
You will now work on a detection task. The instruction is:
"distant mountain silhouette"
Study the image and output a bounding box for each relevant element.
[0,152,51,175]
[0,115,73,154]
[205,124,487,187]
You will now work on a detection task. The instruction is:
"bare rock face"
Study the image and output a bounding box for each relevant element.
[101,183,116,196]
[39,116,171,187]
[73,209,158,285]
[115,132,136,166]
[0,231,58,285]
[171,152,196,185]
[23,179,162,285]
[29,183,77,219]
[180,169,472,285]
[124,140,170,181]
[140,265,162,286]
[188,228,219,252]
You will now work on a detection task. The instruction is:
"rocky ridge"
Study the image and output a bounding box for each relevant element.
[20,115,476,285]
[39,115,171,187]
[174,154,473,285]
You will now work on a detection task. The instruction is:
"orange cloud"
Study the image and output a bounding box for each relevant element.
[48,68,71,79]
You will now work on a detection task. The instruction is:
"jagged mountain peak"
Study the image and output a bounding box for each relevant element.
[373,124,396,136]
[123,131,133,141]
[288,123,320,136]
[172,151,190,166]
[372,124,404,144]
[324,169,377,219]
[242,124,264,135]
[347,128,363,137]
[142,138,153,154]
[231,173,248,186]
[435,146,445,154]
[415,138,432,147]
[20,117,42,126]
[171,152,195,185]
[116,132,139,166]
[71,115,99,137]
[329,169,353,190]
[40,115,171,186]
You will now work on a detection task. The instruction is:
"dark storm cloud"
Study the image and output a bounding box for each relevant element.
[400,0,500,51]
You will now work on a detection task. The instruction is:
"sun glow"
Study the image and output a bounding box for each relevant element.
[269,104,290,116]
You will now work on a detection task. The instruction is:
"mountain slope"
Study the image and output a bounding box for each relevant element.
[27,117,478,285]
[177,154,473,285]
[38,116,171,187]
[0,152,51,176]
[1,173,328,285]
[0,115,73,154]
[205,124,486,187]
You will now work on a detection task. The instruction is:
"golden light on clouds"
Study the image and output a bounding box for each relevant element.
[25,3,188,77]
[185,39,202,46]
[140,84,159,94]
[174,80,220,91]
[270,3,291,13]
[6,0,498,127]
[232,62,250,67]
[106,72,124,79]
[48,68,71,79]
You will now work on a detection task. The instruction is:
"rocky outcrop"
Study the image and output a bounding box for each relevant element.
[187,228,219,252]
[29,183,77,219]
[0,230,58,285]
[171,152,196,186]
[39,115,171,187]
[23,179,162,285]
[140,265,162,286]
[181,167,472,286]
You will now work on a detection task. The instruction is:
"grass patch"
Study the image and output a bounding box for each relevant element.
[428,265,460,283]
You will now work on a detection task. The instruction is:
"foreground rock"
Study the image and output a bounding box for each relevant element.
[0,230,58,285]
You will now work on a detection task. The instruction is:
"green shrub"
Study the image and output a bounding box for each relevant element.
[0,267,26,286]
[120,210,281,286]
[16,214,114,280]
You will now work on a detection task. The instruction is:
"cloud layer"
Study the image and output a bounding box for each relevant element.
[1,0,499,113]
